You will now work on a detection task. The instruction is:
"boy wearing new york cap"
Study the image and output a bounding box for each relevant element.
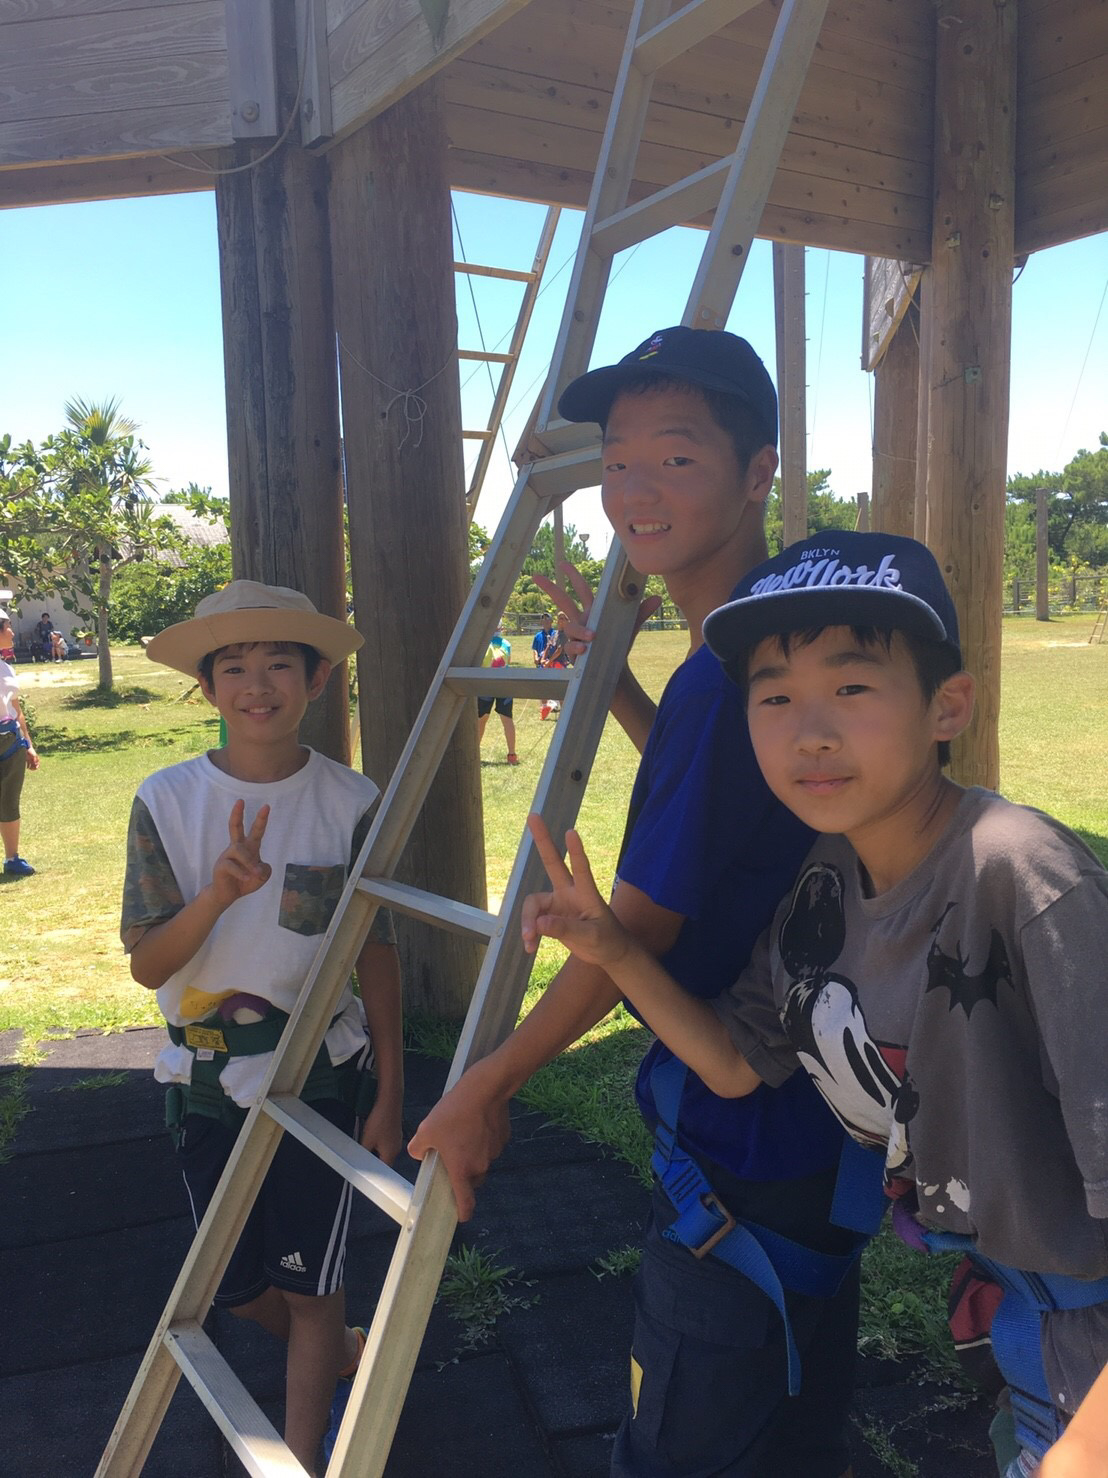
[413,329,866,1478]
[122,581,403,1473]
[523,531,1108,1478]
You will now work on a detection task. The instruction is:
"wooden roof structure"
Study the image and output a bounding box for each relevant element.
[2,0,1105,261]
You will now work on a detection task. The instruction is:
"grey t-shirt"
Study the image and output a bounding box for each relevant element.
[716,787,1108,1279]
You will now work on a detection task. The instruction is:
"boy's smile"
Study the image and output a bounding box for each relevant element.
[746,627,972,892]
[600,385,775,631]
[200,642,330,780]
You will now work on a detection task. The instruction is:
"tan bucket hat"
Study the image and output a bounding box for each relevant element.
[145,580,364,676]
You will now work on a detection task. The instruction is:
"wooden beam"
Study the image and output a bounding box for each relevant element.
[0,152,216,209]
[329,75,486,1018]
[326,0,529,142]
[920,0,1017,791]
[216,0,349,762]
[871,298,919,539]
[773,242,807,547]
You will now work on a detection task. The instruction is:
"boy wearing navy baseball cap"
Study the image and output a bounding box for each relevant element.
[524,530,1108,1478]
[414,331,870,1478]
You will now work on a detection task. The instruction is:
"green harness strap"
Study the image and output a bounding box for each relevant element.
[165,1010,374,1137]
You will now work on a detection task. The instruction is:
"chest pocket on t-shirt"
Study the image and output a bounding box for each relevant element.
[279,863,346,936]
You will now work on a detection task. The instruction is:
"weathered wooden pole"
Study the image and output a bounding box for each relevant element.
[773,243,808,546]
[215,0,348,761]
[1036,488,1050,620]
[329,79,486,1019]
[919,0,1016,789]
[871,302,919,537]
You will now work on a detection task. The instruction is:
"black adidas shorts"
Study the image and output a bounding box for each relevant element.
[176,1097,356,1308]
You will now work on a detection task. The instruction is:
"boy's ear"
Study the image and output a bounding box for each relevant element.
[745,445,779,506]
[932,671,975,744]
[307,658,333,702]
[197,673,218,709]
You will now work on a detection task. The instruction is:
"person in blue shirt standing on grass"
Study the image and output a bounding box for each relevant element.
[412,327,875,1478]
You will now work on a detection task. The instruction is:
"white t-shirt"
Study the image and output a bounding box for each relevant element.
[0,660,19,723]
[122,748,384,1105]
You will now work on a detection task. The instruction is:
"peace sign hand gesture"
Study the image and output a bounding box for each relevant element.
[532,561,662,662]
[211,800,272,910]
[521,813,635,969]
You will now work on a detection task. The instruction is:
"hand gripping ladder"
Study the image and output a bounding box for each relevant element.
[96,1,828,1472]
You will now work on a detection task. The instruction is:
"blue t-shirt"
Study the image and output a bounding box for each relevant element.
[618,641,846,1182]
[532,630,552,661]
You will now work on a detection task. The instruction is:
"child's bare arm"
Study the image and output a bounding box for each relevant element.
[129,801,271,990]
[356,935,404,1165]
[522,815,763,1099]
[1039,1361,1108,1476]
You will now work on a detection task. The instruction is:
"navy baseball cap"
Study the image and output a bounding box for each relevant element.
[703,531,962,682]
[557,326,778,446]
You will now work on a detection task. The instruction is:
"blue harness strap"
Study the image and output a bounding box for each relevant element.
[0,717,29,763]
[922,1227,1108,1458]
[649,1056,885,1395]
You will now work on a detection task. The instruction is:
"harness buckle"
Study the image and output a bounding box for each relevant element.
[690,1191,737,1259]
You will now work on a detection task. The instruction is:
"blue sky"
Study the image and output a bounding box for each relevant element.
[2,189,1104,555]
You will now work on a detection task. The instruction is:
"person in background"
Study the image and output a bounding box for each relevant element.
[0,614,40,877]
[477,624,519,765]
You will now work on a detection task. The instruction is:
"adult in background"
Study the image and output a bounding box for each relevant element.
[0,615,40,876]
[33,612,54,664]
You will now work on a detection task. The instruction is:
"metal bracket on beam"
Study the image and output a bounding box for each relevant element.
[226,0,279,139]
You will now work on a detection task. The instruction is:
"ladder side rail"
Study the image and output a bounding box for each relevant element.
[448,543,644,1073]
[346,470,555,883]
[329,546,645,1477]
[95,1105,287,1477]
[534,0,674,434]
[684,0,832,329]
[468,205,562,517]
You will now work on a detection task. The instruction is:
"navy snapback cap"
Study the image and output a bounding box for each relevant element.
[557,326,778,446]
[703,531,961,683]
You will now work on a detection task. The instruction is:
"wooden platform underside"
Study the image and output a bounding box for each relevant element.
[0,0,1105,258]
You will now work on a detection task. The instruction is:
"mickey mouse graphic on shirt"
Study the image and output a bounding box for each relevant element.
[776,862,1014,1189]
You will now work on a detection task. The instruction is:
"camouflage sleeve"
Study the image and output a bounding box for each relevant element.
[349,803,396,946]
[120,796,186,953]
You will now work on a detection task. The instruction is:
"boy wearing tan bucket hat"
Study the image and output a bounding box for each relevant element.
[122,581,403,1471]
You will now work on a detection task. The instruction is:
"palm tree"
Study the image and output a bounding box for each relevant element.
[60,398,157,689]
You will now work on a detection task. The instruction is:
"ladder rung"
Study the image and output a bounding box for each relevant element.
[263,1095,414,1222]
[454,261,536,283]
[459,349,514,364]
[592,156,731,257]
[165,1321,308,1477]
[356,875,500,942]
[445,666,572,700]
[527,420,604,457]
[463,428,495,440]
[526,443,604,498]
[634,0,762,73]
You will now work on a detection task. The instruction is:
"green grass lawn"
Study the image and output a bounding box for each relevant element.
[3,616,1105,1423]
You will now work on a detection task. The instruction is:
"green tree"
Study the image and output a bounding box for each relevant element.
[1007,435,1108,569]
[110,543,233,643]
[764,470,858,555]
[0,400,184,689]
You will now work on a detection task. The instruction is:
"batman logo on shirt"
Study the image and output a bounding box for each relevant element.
[925,905,1013,1018]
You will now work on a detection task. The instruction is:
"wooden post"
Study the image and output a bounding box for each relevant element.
[919,0,1016,790]
[215,0,348,761]
[871,302,919,537]
[329,79,486,1019]
[855,491,870,532]
[773,243,807,546]
[1036,488,1050,621]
